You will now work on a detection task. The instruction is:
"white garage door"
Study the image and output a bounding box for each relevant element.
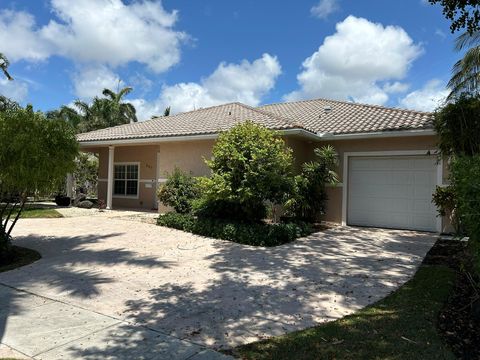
[347,156,438,232]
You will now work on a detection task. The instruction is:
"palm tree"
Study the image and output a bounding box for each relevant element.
[0,53,13,81]
[102,87,137,125]
[448,31,480,99]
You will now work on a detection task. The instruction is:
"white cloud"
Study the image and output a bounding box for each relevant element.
[130,53,282,120]
[0,78,29,102]
[72,66,124,100]
[311,0,340,19]
[285,16,422,105]
[0,10,52,62]
[399,79,449,111]
[0,0,187,73]
[383,81,410,94]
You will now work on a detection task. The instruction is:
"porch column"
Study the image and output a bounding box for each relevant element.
[107,145,115,210]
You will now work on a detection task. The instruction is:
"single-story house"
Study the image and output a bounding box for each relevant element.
[77,98,449,233]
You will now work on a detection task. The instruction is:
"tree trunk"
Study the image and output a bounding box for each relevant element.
[7,197,26,237]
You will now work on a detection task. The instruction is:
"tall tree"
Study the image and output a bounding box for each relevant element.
[0,53,13,81]
[448,31,480,98]
[102,87,137,126]
[428,0,480,34]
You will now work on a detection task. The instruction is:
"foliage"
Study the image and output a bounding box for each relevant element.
[448,31,480,99]
[157,212,312,247]
[49,86,138,134]
[429,0,480,34]
[432,185,457,217]
[234,265,455,360]
[201,122,293,221]
[0,52,13,80]
[451,156,480,271]
[73,153,98,196]
[0,246,41,272]
[0,95,19,112]
[164,106,171,116]
[285,145,339,222]
[433,95,480,156]
[192,197,268,221]
[0,105,78,256]
[157,168,199,214]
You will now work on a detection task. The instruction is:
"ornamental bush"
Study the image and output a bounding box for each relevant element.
[451,156,480,272]
[157,167,199,214]
[157,212,312,247]
[200,122,294,222]
[284,145,339,222]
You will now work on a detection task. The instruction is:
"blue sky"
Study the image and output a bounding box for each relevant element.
[0,0,460,119]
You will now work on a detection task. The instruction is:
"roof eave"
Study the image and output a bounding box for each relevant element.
[77,128,436,148]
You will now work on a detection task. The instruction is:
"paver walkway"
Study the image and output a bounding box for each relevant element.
[0,216,437,358]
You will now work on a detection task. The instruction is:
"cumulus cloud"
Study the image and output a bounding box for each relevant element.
[0,78,29,102]
[0,10,52,62]
[72,66,124,100]
[399,79,449,111]
[130,53,282,120]
[285,16,422,105]
[0,0,186,72]
[311,0,340,19]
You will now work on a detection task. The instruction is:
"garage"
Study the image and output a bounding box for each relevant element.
[347,155,439,232]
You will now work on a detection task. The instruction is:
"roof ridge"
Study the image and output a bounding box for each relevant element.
[235,102,312,131]
[151,102,243,120]
[259,97,433,116]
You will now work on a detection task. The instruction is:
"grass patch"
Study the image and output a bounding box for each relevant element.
[233,265,456,360]
[0,245,41,273]
[2,207,63,219]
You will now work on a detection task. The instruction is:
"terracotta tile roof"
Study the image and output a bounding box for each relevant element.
[77,102,303,142]
[77,98,434,143]
[258,98,434,135]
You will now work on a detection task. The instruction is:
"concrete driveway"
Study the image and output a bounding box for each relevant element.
[0,216,437,358]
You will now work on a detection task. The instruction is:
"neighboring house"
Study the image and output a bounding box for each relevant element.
[77,98,449,233]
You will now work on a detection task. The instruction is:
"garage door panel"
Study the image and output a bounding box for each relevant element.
[348,155,437,232]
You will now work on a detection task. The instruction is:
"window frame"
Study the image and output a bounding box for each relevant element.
[112,162,140,199]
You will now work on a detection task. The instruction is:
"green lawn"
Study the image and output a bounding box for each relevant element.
[2,207,63,219]
[233,265,455,360]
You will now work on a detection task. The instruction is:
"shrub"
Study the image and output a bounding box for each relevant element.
[157,167,199,214]
[157,212,312,247]
[200,122,293,221]
[285,145,339,222]
[451,156,480,272]
[433,95,480,157]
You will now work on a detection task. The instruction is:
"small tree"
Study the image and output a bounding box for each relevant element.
[157,168,199,214]
[198,122,293,221]
[285,145,339,222]
[0,105,78,260]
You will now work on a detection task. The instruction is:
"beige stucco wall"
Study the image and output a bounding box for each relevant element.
[85,133,451,232]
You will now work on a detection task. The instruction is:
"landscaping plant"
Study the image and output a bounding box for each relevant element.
[157,167,199,214]
[0,104,78,263]
[284,145,339,222]
[198,121,294,221]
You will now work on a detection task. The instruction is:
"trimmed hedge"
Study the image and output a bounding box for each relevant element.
[157,212,313,247]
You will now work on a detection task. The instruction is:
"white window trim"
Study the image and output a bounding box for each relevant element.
[341,150,443,233]
[113,162,140,199]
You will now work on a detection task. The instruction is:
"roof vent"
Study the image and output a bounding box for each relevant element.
[228,111,232,115]
[323,105,332,113]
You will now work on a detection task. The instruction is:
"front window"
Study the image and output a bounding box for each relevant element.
[114,164,139,197]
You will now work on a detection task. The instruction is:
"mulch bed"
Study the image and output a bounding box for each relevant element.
[0,245,41,273]
[424,239,480,360]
